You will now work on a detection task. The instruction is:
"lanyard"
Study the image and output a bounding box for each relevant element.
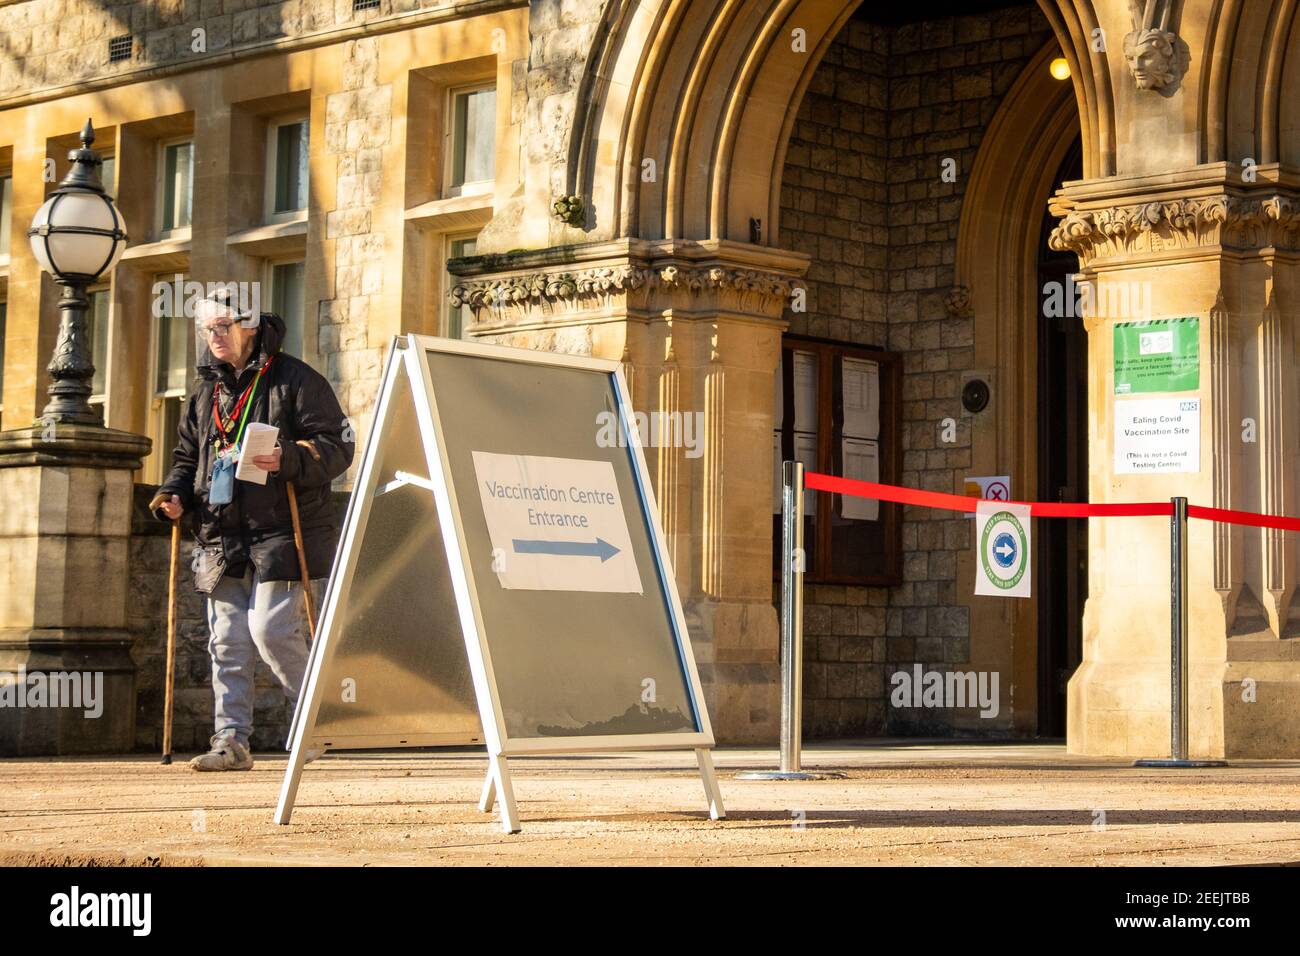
[214,357,273,451]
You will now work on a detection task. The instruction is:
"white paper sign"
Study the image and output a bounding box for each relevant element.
[793,351,818,432]
[974,501,1031,599]
[841,438,879,520]
[1114,398,1200,474]
[772,431,783,514]
[794,432,817,516]
[773,362,785,431]
[842,357,880,440]
[472,452,643,593]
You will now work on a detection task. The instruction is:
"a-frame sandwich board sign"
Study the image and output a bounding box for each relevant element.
[274,334,725,833]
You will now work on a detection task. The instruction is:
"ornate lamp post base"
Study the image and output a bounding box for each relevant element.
[39,280,101,427]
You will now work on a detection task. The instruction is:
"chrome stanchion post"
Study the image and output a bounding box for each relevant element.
[1135,496,1226,768]
[736,460,842,781]
[780,459,805,773]
[1171,495,1189,762]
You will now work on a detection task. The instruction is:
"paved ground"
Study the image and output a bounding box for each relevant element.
[2,741,1299,866]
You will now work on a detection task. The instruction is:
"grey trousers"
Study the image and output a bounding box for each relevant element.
[205,566,322,749]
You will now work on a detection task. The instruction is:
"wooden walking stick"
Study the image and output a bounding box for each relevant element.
[162,517,180,765]
[286,481,317,640]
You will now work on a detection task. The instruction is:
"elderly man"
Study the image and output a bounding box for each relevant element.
[150,292,354,771]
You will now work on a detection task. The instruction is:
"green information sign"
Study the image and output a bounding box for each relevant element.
[1113,317,1199,394]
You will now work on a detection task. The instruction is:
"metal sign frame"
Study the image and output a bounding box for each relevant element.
[275,334,724,832]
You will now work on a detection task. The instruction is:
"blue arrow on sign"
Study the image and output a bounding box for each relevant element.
[512,537,621,563]
[992,531,1018,568]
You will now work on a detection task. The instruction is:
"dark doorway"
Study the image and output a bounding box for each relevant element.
[1036,138,1086,738]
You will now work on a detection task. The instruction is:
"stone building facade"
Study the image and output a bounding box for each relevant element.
[3,0,1300,759]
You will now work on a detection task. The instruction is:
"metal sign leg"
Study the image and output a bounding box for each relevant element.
[478,764,497,813]
[695,748,726,820]
[274,742,310,824]
[490,753,521,833]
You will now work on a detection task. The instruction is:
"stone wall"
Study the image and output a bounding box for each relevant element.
[0,0,506,104]
[477,0,608,252]
[319,35,389,430]
[781,18,890,348]
[778,5,1053,738]
[127,484,344,752]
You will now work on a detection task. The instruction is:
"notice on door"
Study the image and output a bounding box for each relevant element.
[472,451,643,593]
[1113,398,1200,474]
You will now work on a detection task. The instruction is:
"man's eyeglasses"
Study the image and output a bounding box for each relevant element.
[203,322,236,339]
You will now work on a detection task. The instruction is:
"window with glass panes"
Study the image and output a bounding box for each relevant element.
[0,174,12,263]
[159,141,194,234]
[444,234,477,339]
[152,273,190,478]
[772,337,903,586]
[269,260,305,357]
[448,86,495,192]
[0,300,6,428]
[269,119,309,217]
[85,288,111,413]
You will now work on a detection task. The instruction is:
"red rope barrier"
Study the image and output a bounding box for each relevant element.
[803,472,1300,529]
[1187,504,1300,533]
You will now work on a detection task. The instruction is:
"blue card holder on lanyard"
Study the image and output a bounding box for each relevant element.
[210,452,236,505]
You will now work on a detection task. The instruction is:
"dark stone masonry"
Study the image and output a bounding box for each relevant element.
[779,5,1052,738]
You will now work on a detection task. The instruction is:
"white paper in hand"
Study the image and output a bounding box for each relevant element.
[235,422,280,485]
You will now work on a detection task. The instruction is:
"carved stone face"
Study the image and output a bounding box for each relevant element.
[1123,28,1177,90]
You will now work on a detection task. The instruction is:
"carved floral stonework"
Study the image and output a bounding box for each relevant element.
[1049,195,1300,265]
[450,262,804,325]
[449,265,649,312]
[657,264,799,302]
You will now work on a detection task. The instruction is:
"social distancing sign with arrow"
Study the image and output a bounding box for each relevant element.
[472,450,644,593]
[974,500,1031,599]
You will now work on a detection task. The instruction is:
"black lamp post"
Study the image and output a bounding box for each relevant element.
[26,119,128,426]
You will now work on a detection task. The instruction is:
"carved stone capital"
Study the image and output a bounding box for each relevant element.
[1048,194,1300,266]
[448,240,808,333]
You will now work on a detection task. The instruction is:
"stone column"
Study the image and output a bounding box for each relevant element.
[0,424,150,754]
[1051,179,1300,758]
[449,238,806,742]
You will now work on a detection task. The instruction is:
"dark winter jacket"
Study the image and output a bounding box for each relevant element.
[152,313,355,586]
